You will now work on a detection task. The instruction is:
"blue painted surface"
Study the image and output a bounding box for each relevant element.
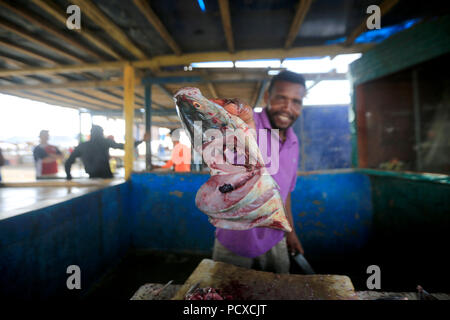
[293,106,352,171]
[2,169,449,298]
[291,172,372,258]
[130,172,372,259]
[130,173,214,253]
[0,182,131,299]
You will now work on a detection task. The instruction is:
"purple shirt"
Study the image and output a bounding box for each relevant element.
[215,108,299,258]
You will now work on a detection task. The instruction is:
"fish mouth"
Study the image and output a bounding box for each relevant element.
[175,94,222,137]
[174,88,261,172]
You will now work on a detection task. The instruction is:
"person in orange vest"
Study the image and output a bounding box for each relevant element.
[159,129,191,172]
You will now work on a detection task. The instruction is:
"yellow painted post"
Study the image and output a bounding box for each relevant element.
[123,63,135,180]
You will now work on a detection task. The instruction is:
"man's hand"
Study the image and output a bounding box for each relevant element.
[211,98,255,130]
[286,231,304,256]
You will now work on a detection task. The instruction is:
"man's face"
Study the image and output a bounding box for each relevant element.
[40,132,49,144]
[264,80,306,130]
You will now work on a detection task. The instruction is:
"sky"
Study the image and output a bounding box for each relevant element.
[0,94,80,144]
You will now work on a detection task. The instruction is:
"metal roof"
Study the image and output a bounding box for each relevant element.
[0,0,448,127]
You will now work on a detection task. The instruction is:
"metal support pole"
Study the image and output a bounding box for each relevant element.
[145,84,152,171]
[123,64,135,180]
[412,69,422,171]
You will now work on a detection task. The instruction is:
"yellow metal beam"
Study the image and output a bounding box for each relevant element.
[133,44,374,69]
[285,0,313,49]
[123,64,135,180]
[133,0,182,55]
[345,0,400,46]
[0,44,374,77]
[218,0,234,53]
[31,0,123,60]
[71,0,147,59]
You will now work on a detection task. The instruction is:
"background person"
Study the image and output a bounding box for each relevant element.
[33,130,63,179]
[157,129,191,172]
[65,125,149,179]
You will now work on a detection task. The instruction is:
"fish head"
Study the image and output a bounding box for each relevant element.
[174,87,229,143]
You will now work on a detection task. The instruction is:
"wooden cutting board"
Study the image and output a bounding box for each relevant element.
[172,259,358,300]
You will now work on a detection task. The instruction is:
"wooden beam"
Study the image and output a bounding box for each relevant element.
[0,79,123,91]
[1,63,138,116]
[76,88,126,106]
[0,61,126,77]
[0,59,129,111]
[0,74,119,111]
[218,0,234,52]
[0,56,27,68]
[123,64,135,179]
[0,0,103,60]
[38,90,120,110]
[10,90,104,111]
[0,23,126,110]
[285,0,313,49]
[109,87,140,103]
[31,0,123,59]
[71,0,147,59]
[109,88,150,109]
[53,89,122,110]
[345,0,401,46]
[155,84,174,100]
[0,39,57,66]
[133,0,182,55]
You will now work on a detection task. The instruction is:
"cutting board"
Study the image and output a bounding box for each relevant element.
[172,259,358,300]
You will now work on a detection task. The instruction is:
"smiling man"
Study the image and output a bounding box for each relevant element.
[213,70,307,273]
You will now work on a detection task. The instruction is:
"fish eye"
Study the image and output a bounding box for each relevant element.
[193,102,201,108]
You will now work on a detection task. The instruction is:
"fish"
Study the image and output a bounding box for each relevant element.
[173,87,291,232]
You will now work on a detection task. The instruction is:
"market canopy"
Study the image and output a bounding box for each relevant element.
[0,0,446,128]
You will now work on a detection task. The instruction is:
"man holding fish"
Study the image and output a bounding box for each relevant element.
[212,71,306,273]
[174,71,307,274]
